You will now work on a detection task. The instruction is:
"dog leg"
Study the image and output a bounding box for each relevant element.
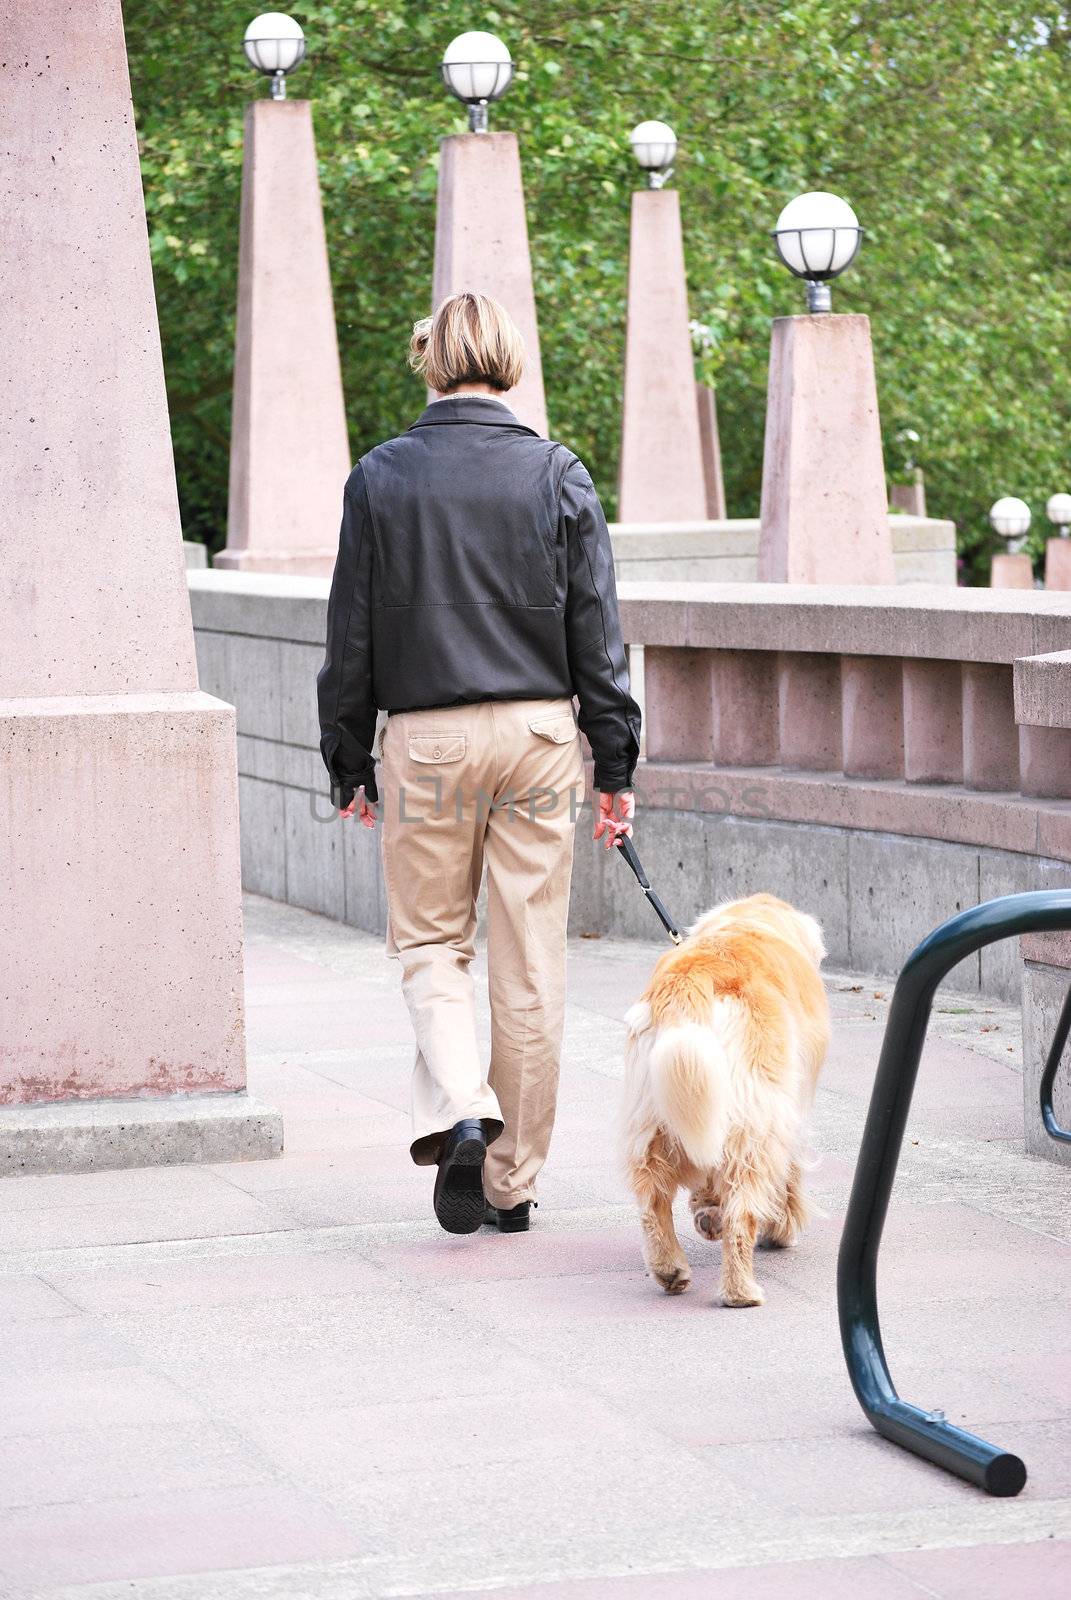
[630,1133,692,1295]
[761,1160,810,1250]
[689,1177,723,1243]
[720,1212,764,1307]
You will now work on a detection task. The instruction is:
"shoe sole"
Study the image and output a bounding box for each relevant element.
[434,1137,486,1235]
[495,1212,530,1233]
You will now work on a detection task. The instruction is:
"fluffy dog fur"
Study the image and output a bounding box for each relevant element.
[621,894,829,1307]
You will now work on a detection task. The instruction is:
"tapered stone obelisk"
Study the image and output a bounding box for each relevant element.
[433,131,547,435]
[0,0,280,1173]
[618,190,706,523]
[696,382,728,520]
[217,99,351,575]
[758,314,895,584]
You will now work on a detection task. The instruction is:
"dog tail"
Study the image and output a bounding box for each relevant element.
[648,1019,731,1171]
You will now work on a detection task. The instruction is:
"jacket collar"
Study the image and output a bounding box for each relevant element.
[409,395,538,434]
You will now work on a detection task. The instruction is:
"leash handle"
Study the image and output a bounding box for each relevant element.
[614,835,683,945]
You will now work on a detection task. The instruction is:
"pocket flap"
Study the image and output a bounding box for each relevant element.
[528,713,578,745]
[408,733,466,764]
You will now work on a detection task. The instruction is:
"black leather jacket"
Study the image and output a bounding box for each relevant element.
[317,395,641,806]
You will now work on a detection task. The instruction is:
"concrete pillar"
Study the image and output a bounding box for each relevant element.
[841,657,904,779]
[991,553,1033,589]
[710,652,778,765]
[777,654,842,770]
[0,0,279,1172]
[961,663,1020,791]
[758,314,894,585]
[617,189,706,523]
[643,648,713,761]
[1044,539,1071,590]
[433,131,547,436]
[890,470,927,517]
[1021,959,1071,1169]
[902,659,963,784]
[1018,725,1071,799]
[218,100,351,576]
[696,383,728,520]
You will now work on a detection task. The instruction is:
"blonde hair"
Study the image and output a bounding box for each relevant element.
[409,291,524,394]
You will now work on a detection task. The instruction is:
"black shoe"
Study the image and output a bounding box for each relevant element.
[433,1120,488,1235]
[483,1200,533,1233]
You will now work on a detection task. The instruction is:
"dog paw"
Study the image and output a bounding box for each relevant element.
[653,1264,692,1295]
[692,1205,723,1242]
[720,1283,764,1308]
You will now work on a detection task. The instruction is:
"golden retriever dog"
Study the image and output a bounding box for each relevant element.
[621,894,829,1307]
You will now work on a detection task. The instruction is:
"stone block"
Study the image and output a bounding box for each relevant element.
[598,809,711,941]
[696,383,727,520]
[618,189,706,523]
[0,694,247,1104]
[279,640,323,748]
[711,650,778,765]
[567,812,604,937]
[758,314,894,585]
[183,540,208,569]
[283,783,346,921]
[0,1092,282,1177]
[991,551,1034,588]
[1019,724,1071,799]
[238,775,287,900]
[643,646,713,761]
[962,662,1019,791]
[343,817,388,936]
[777,652,842,770]
[226,633,283,741]
[847,833,981,990]
[902,658,963,784]
[1022,961,1071,1166]
[1020,858,1071,968]
[1045,536,1071,590]
[1013,648,1071,730]
[841,656,904,779]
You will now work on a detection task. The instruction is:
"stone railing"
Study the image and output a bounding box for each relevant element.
[610,515,957,587]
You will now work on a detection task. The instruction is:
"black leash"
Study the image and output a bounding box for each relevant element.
[614,835,683,945]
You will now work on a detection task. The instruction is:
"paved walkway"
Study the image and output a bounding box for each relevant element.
[1,894,1069,1598]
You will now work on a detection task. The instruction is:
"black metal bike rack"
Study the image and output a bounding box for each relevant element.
[837,888,1071,1498]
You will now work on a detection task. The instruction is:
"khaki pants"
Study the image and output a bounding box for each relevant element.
[381,697,583,1208]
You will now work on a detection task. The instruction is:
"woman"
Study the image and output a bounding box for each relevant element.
[318,291,640,1236]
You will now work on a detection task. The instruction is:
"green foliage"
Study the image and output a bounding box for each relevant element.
[126,2,1071,578]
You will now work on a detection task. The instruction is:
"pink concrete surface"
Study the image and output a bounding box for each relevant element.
[0,694,245,1104]
[1,895,1069,1593]
[617,190,707,523]
[219,100,351,576]
[777,652,843,770]
[991,551,1034,589]
[902,658,964,784]
[841,655,904,779]
[711,650,778,765]
[1019,724,1071,799]
[0,0,197,699]
[0,3,248,1110]
[643,646,714,761]
[962,662,1020,792]
[758,315,895,586]
[433,131,547,435]
[1014,649,1071,730]
[1044,537,1071,590]
[890,470,927,517]
[696,382,728,519]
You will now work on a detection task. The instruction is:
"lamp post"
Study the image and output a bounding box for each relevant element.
[243,12,306,100]
[629,120,677,190]
[773,190,862,314]
[617,119,707,523]
[441,31,514,133]
[758,188,892,583]
[1045,493,1071,590]
[989,496,1034,589]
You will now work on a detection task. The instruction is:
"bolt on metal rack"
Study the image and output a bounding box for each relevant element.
[837,889,1071,1498]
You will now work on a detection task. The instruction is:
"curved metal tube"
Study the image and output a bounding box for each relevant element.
[837,888,1071,1497]
[1039,980,1071,1144]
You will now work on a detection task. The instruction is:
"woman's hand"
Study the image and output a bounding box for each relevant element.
[593,789,635,849]
[340,786,377,829]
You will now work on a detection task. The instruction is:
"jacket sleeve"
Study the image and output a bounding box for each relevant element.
[317,464,378,808]
[561,457,641,792]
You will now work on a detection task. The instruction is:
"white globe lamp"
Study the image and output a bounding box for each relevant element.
[441,32,514,133]
[243,13,306,100]
[773,191,862,313]
[629,121,677,189]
